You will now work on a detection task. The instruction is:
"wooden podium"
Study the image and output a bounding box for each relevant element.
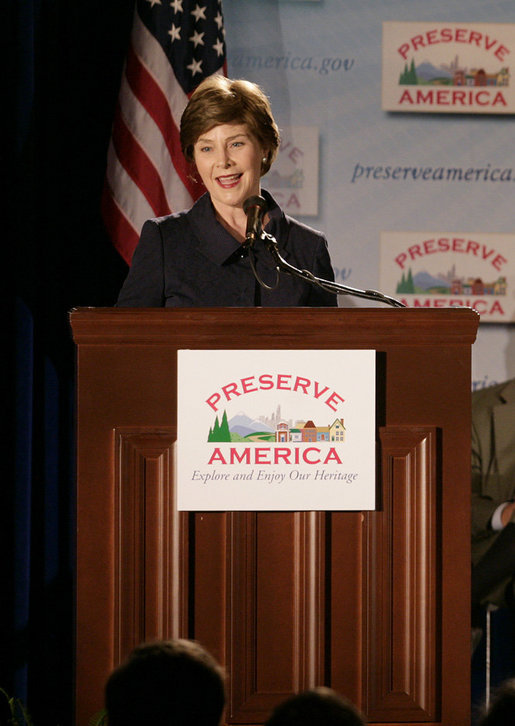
[71,306,479,726]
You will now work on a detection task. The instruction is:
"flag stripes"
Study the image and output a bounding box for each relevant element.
[103,1,226,264]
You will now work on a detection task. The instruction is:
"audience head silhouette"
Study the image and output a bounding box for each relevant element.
[478,678,515,726]
[265,687,366,726]
[105,638,226,726]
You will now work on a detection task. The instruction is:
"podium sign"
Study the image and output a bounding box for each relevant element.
[177,349,376,511]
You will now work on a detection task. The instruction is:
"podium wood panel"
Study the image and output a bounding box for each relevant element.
[71,307,479,726]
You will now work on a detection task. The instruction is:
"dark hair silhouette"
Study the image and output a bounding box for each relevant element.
[105,639,226,726]
[265,687,366,726]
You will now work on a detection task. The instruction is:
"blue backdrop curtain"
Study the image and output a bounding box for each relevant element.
[6,1,133,723]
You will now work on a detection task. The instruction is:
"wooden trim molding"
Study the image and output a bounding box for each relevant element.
[364,426,439,722]
[226,511,326,723]
[113,428,187,663]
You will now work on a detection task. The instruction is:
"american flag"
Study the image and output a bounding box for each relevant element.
[102,0,227,264]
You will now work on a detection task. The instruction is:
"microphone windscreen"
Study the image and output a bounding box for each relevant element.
[243,195,267,214]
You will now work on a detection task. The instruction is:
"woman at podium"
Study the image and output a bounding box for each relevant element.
[116,76,337,308]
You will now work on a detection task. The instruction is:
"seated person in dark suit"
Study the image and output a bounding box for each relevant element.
[471,378,515,626]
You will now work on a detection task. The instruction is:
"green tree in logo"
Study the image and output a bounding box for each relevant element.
[399,58,418,85]
[208,410,231,442]
[396,268,415,294]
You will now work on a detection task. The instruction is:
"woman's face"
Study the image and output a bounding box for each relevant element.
[193,123,266,216]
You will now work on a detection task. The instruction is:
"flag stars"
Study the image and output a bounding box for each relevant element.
[187,58,203,76]
[170,0,183,11]
[189,30,205,47]
[146,0,162,6]
[191,4,207,21]
[214,11,223,29]
[213,38,224,57]
[168,22,181,41]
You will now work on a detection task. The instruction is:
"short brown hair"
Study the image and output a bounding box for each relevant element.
[180,76,280,175]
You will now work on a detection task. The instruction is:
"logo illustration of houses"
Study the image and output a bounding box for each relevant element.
[208,411,346,444]
[399,55,510,88]
[396,267,507,297]
[263,168,304,190]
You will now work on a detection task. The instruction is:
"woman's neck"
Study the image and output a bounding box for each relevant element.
[214,206,247,243]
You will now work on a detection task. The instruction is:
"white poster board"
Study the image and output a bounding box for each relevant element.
[177,349,376,511]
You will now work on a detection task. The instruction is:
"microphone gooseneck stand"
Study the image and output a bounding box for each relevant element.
[245,230,406,309]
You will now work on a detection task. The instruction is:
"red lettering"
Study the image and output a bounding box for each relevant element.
[241,376,258,394]
[495,44,510,62]
[303,448,321,465]
[230,449,250,464]
[484,34,497,52]
[313,381,330,399]
[398,87,507,109]
[208,448,226,464]
[274,448,291,464]
[469,31,482,47]
[408,243,423,260]
[396,27,512,63]
[276,374,292,391]
[293,376,310,394]
[492,92,507,107]
[206,393,221,412]
[397,42,410,60]
[492,254,507,271]
[395,252,407,269]
[466,240,480,256]
[326,392,345,412]
[221,381,240,401]
[255,448,271,464]
[258,374,274,390]
[285,193,301,209]
[288,147,303,164]
[426,29,438,45]
[399,89,414,104]
[324,448,343,465]
[411,34,425,51]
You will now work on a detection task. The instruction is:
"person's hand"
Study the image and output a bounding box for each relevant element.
[501,501,515,527]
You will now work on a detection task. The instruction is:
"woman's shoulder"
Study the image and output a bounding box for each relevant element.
[146,193,211,234]
[262,189,326,244]
[282,213,325,241]
[145,207,191,231]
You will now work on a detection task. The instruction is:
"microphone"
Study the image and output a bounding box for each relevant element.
[243,195,268,246]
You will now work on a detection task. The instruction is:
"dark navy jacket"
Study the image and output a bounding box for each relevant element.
[116,190,337,307]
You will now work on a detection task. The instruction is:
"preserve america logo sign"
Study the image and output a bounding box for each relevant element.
[380,231,514,322]
[177,349,376,511]
[382,21,513,114]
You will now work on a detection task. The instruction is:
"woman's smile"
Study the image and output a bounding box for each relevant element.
[216,172,243,189]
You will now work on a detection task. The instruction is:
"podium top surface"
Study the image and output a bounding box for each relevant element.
[70,306,479,348]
